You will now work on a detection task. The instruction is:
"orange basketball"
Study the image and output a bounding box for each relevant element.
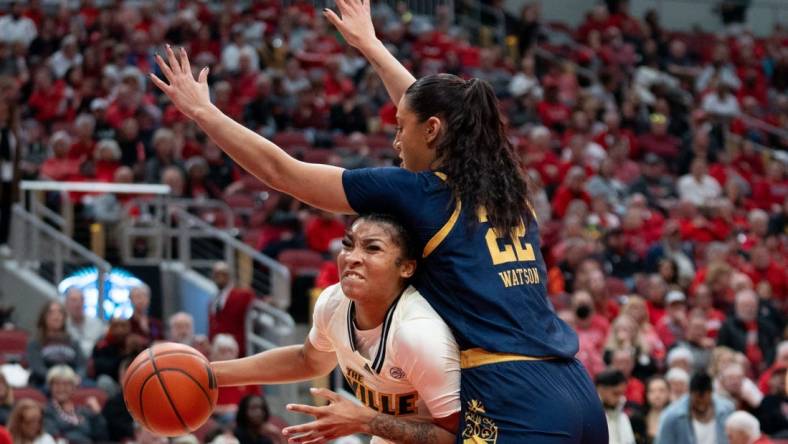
[122,342,217,437]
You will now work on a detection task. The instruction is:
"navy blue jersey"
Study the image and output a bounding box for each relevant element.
[343,167,578,358]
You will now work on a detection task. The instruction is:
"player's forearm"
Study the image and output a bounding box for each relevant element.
[191,104,351,213]
[192,104,294,191]
[212,345,326,386]
[362,412,455,444]
[358,40,416,106]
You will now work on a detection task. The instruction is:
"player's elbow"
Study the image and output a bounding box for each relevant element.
[433,411,460,436]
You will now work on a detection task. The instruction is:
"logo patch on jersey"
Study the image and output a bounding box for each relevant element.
[462,400,498,444]
[389,367,405,379]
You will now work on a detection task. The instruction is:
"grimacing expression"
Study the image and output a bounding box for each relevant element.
[338,220,415,304]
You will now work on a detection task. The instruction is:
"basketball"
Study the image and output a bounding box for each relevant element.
[122,342,218,437]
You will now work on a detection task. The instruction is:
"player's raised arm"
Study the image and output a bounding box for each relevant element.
[149,45,352,214]
[323,0,416,106]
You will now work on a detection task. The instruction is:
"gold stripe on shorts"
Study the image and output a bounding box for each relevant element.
[460,348,556,369]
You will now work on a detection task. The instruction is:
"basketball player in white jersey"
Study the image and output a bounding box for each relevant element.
[211,214,460,443]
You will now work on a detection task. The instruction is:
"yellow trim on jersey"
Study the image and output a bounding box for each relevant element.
[422,172,460,258]
[460,348,556,369]
[422,198,461,258]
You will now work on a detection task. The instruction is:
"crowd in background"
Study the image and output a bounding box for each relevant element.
[0,0,785,443]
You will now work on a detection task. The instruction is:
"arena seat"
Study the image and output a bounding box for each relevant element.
[72,387,109,409]
[13,387,47,404]
[278,249,325,279]
[0,329,29,364]
[272,131,310,149]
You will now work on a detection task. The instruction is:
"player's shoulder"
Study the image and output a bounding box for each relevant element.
[345,167,448,191]
[391,286,453,339]
[313,283,349,319]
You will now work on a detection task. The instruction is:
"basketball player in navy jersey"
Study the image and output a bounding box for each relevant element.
[150,0,607,441]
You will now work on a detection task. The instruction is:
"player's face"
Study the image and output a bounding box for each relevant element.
[338,220,415,304]
[394,96,439,172]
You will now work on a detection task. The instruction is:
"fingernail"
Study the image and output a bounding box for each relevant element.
[310,387,317,392]
[166,43,170,48]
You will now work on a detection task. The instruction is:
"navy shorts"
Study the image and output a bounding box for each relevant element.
[457,356,608,443]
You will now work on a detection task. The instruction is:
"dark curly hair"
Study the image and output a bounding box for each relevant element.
[404,74,530,236]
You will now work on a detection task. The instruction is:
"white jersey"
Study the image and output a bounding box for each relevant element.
[309,284,460,443]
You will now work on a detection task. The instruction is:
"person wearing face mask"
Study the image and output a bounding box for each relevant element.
[596,369,636,444]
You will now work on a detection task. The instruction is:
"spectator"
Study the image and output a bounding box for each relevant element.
[628,153,676,211]
[304,211,346,255]
[48,35,82,79]
[43,365,108,443]
[691,284,726,339]
[210,334,261,424]
[315,238,342,290]
[0,2,37,48]
[656,290,689,349]
[666,367,691,402]
[606,314,659,383]
[144,128,183,184]
[715,361,764,411]
[717,289,780,373]
[552,166,591,219]
[610,347,646,407]
[656,372,734,444]
[167,311,195,345]
[234,394,285,444]
[667,346,695,375]
[26,300,86,388]
[101,358,135,443]
[755,366,788,436]
[0,373,12,425]
[129,284,164,343]
[63,286,106,359]
[725,410,773,444]
[620,295,665,365]
[91,318,143,391]
[702,80,741,120]
[677,159,723,207]
[568,290,608,378]
[209,261,254,356]
[0,99,19,250]
[638,114,681,164]
[757,341,788,394]
[674,311,715,375]
[595,369,636,444]
[7,399,56,444]
[643,376,671,442]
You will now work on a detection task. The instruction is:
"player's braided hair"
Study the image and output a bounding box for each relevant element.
[404,74,530,236]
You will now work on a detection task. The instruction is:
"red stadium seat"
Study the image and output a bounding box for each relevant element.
[303,149,332,164]
[278,249,325,279]
[0,329,29,364]
[72,387,109,409]
[13,387,47,405]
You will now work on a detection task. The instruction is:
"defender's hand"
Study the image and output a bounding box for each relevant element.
[150,45,211,121]
[323,0,378,52]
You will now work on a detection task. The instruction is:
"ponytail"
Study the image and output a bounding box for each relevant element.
[405,74,529,236]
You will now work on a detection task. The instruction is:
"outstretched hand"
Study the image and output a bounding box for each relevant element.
[323,0,378,51]
[281,388,374,444]
[149,45,211,121]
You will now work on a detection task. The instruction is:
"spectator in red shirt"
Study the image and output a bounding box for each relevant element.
[305,211,346,254]
[552,166,592,219]
[39,131,81,181]
[68,114,96,160]
[610,347,646,407]
[569,290,609,378]
[745,244,786,302]
[523,126,562,189]
[637,113,681,164]
[537,83,571,132]
[27,67,70,125]
[643,274,667,325]
[691,283,726,339]
[315,238,342,290]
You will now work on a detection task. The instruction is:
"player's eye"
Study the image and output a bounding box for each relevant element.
[366,244,381,252]
[341,238,352,248]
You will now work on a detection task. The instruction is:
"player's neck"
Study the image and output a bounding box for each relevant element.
[354,287,403,330]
